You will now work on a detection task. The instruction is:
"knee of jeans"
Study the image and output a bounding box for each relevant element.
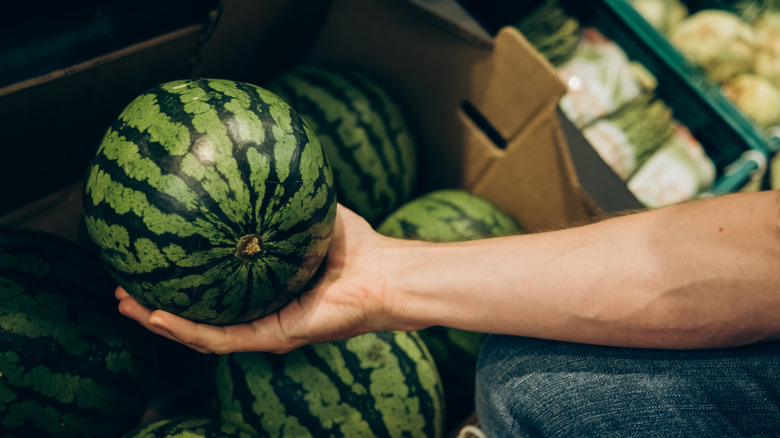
[474,335,544,435]
[474,335,609,435]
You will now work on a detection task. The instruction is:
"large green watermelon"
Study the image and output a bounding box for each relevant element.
[0,226,158,438]
[267,63,418,226]
[83,78,337,325]
[123,417,254,438]
[376,189,522,431]
[216,331,445,438]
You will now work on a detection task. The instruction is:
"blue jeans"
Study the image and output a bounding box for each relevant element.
[475,335,780,437]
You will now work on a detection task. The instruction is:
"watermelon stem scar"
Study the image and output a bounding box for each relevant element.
[235,235,263,263]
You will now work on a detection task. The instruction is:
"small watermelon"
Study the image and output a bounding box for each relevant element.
[267,63,418,226]
[123,417,254,438]
[376,189,522,431]
[0,226,158,438]
[216,331,445,438]
[83,78,337,325]
[376,189,522,242]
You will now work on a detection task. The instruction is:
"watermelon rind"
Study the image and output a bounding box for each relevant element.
[122,417,255,438]
[267,63,418,226]
[0,226,158,438]
[83,78,337,325]
[215,331,446,438]
[376,189,522,242]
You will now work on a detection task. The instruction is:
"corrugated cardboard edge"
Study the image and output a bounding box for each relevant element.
[0,24,206,219]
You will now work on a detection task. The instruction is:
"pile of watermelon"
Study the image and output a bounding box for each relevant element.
[3,61,525,437]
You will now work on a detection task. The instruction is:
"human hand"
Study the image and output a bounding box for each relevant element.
[115,204,409,354]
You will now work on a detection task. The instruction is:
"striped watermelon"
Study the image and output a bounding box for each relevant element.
[267,63,418,226]
[215,331,445,438]
[123,417,253,438]
[376,189,522,431]
[0,226,158,438]
[83,78,337,325]
[376,189,522,242]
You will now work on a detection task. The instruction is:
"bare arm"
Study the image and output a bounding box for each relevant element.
[116,191,780,353]
[387,190,780,349]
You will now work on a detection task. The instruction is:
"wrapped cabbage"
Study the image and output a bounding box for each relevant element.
[668,10,757,84]
[582,93,674,180]
[721,73,780,129]
[628,123,716,208]
[558,28,656,128]
[754,11,780,89]
[628,0,689,34]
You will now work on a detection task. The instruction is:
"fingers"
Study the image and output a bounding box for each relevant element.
[150,309,303,355]
[114,286,301,354]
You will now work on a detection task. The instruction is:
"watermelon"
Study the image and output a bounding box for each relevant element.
[376,189,522,431]
[267,63,418,226]
[0,226,158,438]
[215,331,445,438]
[376,189,522,242]
[123,417,254,438]
[83,78,337,325]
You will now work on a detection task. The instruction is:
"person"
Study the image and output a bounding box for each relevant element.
[116,190,780,437]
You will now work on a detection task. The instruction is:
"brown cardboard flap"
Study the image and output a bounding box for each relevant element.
[308,0,595,229]
[0,24,205,217]
[470,113,600,231]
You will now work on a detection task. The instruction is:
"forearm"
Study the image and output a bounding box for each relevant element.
[385,190,780,349]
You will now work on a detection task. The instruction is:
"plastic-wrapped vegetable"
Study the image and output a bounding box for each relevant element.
[627,123,716,208]
[558,28,656,128]
[627,0,689,34]
[721,73,780,129]
[668,9,757,84]
[754,11,780,89]
[582,93,674,180]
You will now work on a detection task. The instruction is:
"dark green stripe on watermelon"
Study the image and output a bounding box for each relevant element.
[376,189,522,242]
[83,78,337,325]
[0,226,158,438]
[267,63,418,226]
[216,331,445,438]
[376,189,522,433]
[122,417,254,438]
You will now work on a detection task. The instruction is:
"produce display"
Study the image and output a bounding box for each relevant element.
[581,92,675,180]
[634,0,780,131]
[0,226,158,438]
[267,63,418,227]
[123,417,254,438]
[627,122,717,207]
[83,78,337,325]
[515,2,720,206]
[627,0,689,33]
[215,331,445,438]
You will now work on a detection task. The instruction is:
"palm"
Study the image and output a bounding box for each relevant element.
[116,204,387,354]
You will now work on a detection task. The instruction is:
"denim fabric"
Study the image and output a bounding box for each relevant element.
[475,335,780,437]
